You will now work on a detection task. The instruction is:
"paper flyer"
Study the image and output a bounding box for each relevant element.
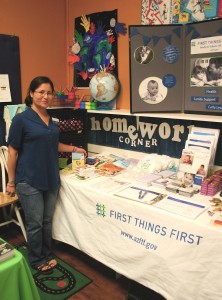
[0,74,12,103]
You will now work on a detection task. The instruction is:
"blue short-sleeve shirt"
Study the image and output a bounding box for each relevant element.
[7,108,60,191]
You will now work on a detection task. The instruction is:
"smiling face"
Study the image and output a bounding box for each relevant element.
[30,83,53,110]
[183,155,191,163]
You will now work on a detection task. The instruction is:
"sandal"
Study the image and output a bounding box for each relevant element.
[47,258,58,269]
[36,263,53,275]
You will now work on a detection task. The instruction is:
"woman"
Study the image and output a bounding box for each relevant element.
[6,76,86,273]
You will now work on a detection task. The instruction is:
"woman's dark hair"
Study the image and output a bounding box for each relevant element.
[192,65,204,76]
[25,76,54,107]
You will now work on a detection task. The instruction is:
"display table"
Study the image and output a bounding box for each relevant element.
[1,246,40,300]
[52,173,222,300]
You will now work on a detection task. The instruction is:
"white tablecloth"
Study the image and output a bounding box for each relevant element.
[52,174,222,300]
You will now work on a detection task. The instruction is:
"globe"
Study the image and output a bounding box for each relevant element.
[89,72,120,102]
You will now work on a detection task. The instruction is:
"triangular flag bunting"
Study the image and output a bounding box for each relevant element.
[191,30,201,40]
[173,27,181,38]
[130,27,139,37]
[153,35,161,46]
[164,34,172,45]
[186,25,195,36]
[143,36,151,45]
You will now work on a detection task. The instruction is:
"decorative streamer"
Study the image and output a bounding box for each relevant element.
[130,27,182,47]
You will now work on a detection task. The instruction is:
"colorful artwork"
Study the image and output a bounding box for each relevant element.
[72,10,118,87]
[141,0,222,25]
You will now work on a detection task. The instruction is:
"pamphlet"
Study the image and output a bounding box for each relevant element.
[72,152,85,170]
[0,239,14,263]
[179,148,211,176]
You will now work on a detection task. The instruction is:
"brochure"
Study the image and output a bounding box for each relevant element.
[190,126,220,165]
[179,148,211,176]
[72,152,85,170]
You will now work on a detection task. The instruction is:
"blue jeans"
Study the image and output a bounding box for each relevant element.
[16,182,59,268]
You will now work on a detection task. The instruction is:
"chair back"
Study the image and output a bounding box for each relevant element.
[0,154,7,193]
[0,146,8,172]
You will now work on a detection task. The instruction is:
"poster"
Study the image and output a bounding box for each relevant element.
[74,10,118,87]
[0,74,12,103]
[129,18,222,115]
[129,24,184,113]
[184,19,222,115]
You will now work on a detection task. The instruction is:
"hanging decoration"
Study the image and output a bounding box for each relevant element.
[69,10,127,88]
[130,23,222,48]
[129,26,182,47]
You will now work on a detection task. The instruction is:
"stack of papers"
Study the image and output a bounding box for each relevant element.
[178,127,220,185]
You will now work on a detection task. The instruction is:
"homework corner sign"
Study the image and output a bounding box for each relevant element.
[87,113,222,166]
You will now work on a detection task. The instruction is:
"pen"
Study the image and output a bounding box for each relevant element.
[138,190,148,199]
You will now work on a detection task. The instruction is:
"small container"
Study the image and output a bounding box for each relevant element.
[85,102,91,109]
[80,102,85,109]
[90,102,97,110]
[60,94,68,100]
[75,100,81,108]
[68,92,75,100]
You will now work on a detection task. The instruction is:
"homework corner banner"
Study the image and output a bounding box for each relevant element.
[87,113,222,166]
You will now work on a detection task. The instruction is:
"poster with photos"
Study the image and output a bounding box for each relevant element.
[130,18,222,115]
[184,18,222,115]
[129,24,184,113]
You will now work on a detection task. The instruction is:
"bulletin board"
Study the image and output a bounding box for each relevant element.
[129,24,184,114]
[0,34,22,110]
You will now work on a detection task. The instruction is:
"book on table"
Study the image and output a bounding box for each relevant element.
[0,239,15,263]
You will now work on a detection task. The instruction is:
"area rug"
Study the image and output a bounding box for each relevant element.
[16,243,92,300]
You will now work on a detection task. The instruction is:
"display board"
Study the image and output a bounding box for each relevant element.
[0,34,22,145]
[0,34,22,109]
[129,19,222,115]
[184,19,222,115]
[129,24,184,113]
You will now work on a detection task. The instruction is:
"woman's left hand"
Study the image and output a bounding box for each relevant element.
[76,147,87,158]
